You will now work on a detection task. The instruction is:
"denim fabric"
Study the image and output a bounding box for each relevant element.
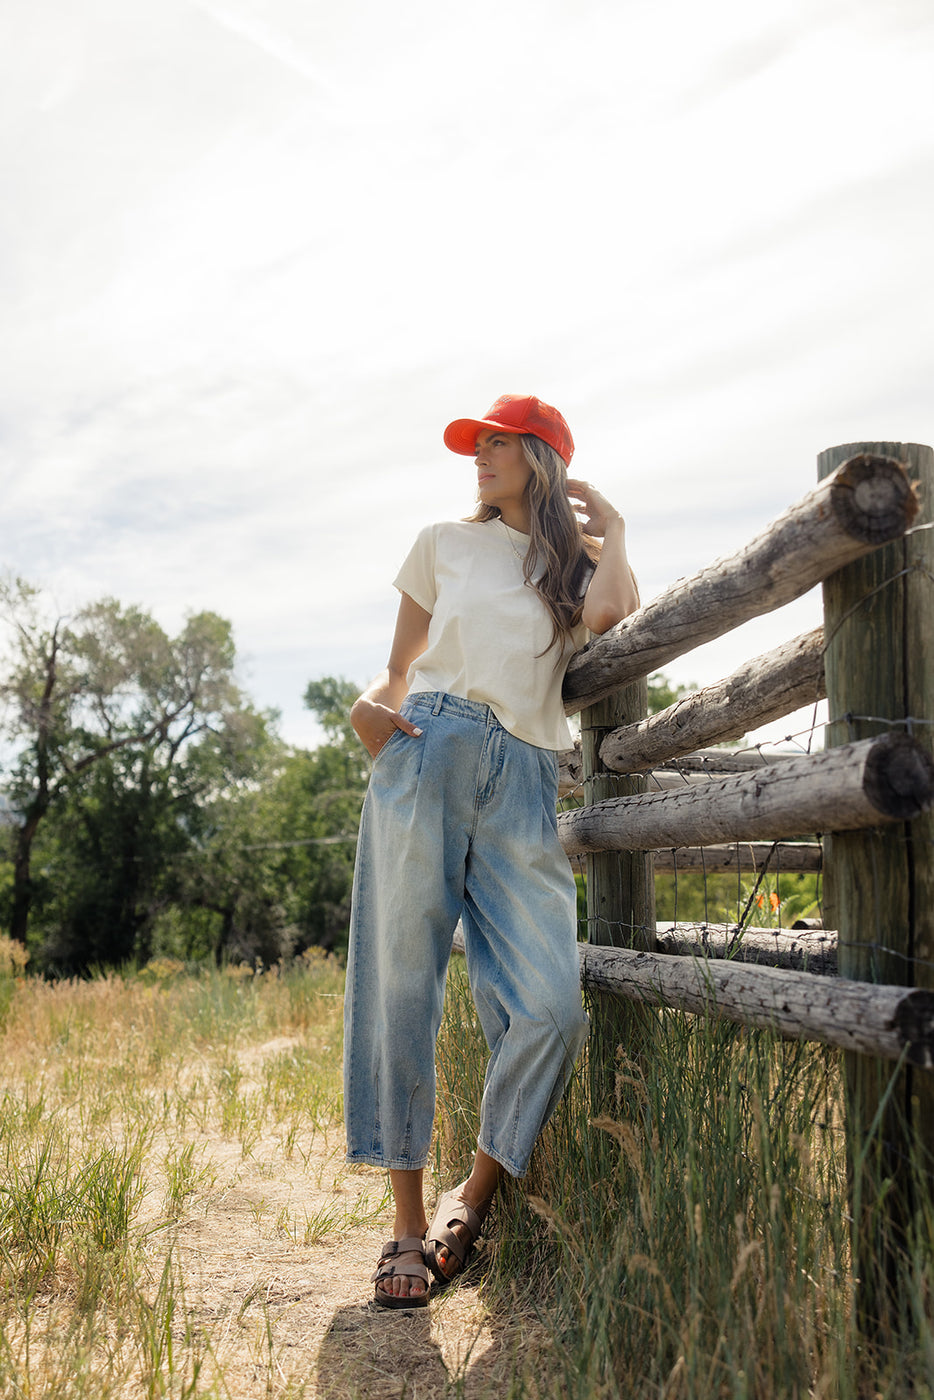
[344,692,589,1178]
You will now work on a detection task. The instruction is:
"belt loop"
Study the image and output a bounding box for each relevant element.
[432,693,444,716]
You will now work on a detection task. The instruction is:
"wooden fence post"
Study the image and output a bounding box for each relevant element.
[818,441,934,1334]
[581,679,656,1106]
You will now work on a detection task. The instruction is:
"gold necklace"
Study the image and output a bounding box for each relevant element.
[499,517,526,564]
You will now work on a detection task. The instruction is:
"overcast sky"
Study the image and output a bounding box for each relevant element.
[3,0,932,749]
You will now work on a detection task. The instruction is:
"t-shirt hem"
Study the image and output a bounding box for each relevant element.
[405,683,570,752]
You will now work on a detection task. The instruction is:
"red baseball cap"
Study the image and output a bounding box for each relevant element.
[443,393,575,465]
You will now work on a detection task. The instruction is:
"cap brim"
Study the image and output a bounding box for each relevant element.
[443,417,524,456]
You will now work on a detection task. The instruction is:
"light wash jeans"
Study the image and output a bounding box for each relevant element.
[344,692,589,1178]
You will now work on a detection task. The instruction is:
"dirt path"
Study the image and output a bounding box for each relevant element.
[154,1037,541,1399]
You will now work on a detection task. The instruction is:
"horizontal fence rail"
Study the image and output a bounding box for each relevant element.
[654,922,837,974]
[450,926,927,1061]
[651,840,823,873]
[560,733,934,855]
[647,748,812,774]
[577,942,934,1066]
[559,745,814,793]
[563,453,917,713]
[598,629,826,773]
[559,437,934,1337]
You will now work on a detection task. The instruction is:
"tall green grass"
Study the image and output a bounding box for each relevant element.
[434,960,934,1399]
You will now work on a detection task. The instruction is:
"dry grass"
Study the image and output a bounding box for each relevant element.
[434,967,934,1400]
[0,956,548,1398]
[5,953,931,1398]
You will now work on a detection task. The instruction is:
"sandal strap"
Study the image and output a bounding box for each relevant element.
[372,1237,430,1287]
[427,1192,483,1267]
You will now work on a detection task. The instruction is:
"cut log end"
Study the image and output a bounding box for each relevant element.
[830,454,919,543]
[863,732,934,820]
[893,989,934,1067]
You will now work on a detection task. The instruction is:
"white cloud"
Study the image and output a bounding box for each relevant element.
[2,0,932,745]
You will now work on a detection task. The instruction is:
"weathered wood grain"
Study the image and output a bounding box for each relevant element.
[563,454,917,713]
[652,840,822,873]
[451,923,930,1062]
[599,630,826,772]
[818,440,934,1324]
[654,922,837,974]
[577,942,934,1065]
[651,749,803,774]
[558,733,934,856]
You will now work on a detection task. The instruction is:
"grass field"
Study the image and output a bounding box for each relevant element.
[1,943,932,1398]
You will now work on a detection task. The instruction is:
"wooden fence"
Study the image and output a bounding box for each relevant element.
[552,439,934,1331]
[554,445,934,1059]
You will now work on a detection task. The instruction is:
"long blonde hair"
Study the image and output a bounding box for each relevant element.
[466,434,600,653]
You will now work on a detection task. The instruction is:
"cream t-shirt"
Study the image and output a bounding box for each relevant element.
[393,519,588,751]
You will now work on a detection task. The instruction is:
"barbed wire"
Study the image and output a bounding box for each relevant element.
[237,834,357,851]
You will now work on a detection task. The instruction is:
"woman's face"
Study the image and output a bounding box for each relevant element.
[475,431,533,515]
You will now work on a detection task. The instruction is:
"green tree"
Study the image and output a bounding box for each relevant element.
[164,677,368,961]
[303,676,365,754]
[284,677,368,950]
[263,744,364,952]
[155,728,300,968]
[0,581,267,964]
[647,671,694,713]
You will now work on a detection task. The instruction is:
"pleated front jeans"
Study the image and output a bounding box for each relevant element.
[344,691,589,1178]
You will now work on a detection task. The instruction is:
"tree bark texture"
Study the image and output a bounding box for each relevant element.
[577,942,934,1065]
[654,922,837,975]
[581,681,655,951]
[9,629,59,945]
[581,679,657,1107]
[652,749,808,774]
[652,841,822,873]
[818,440,934,1332]
[558,734,934,857]
[598,630,825,773]
[563,454,918,714]
[558,743,807,795]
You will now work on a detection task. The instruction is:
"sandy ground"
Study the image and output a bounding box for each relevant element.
[150,1036,547,1400]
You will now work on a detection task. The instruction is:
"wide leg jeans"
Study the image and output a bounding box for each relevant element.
[344,692,589,1178]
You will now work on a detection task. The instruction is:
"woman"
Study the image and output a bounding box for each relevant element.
[345,393,639,1307]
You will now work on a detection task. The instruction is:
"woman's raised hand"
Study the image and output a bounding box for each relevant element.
[566,479,623,538]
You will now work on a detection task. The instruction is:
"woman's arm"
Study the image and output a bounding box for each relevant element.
[567,479,640,635]
[350,592,432,757]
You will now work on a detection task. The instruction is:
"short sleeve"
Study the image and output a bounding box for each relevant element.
[393,524,438,614]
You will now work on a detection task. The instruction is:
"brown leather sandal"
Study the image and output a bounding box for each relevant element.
[371,1235,430,1309]
[424,1191,485,1283]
